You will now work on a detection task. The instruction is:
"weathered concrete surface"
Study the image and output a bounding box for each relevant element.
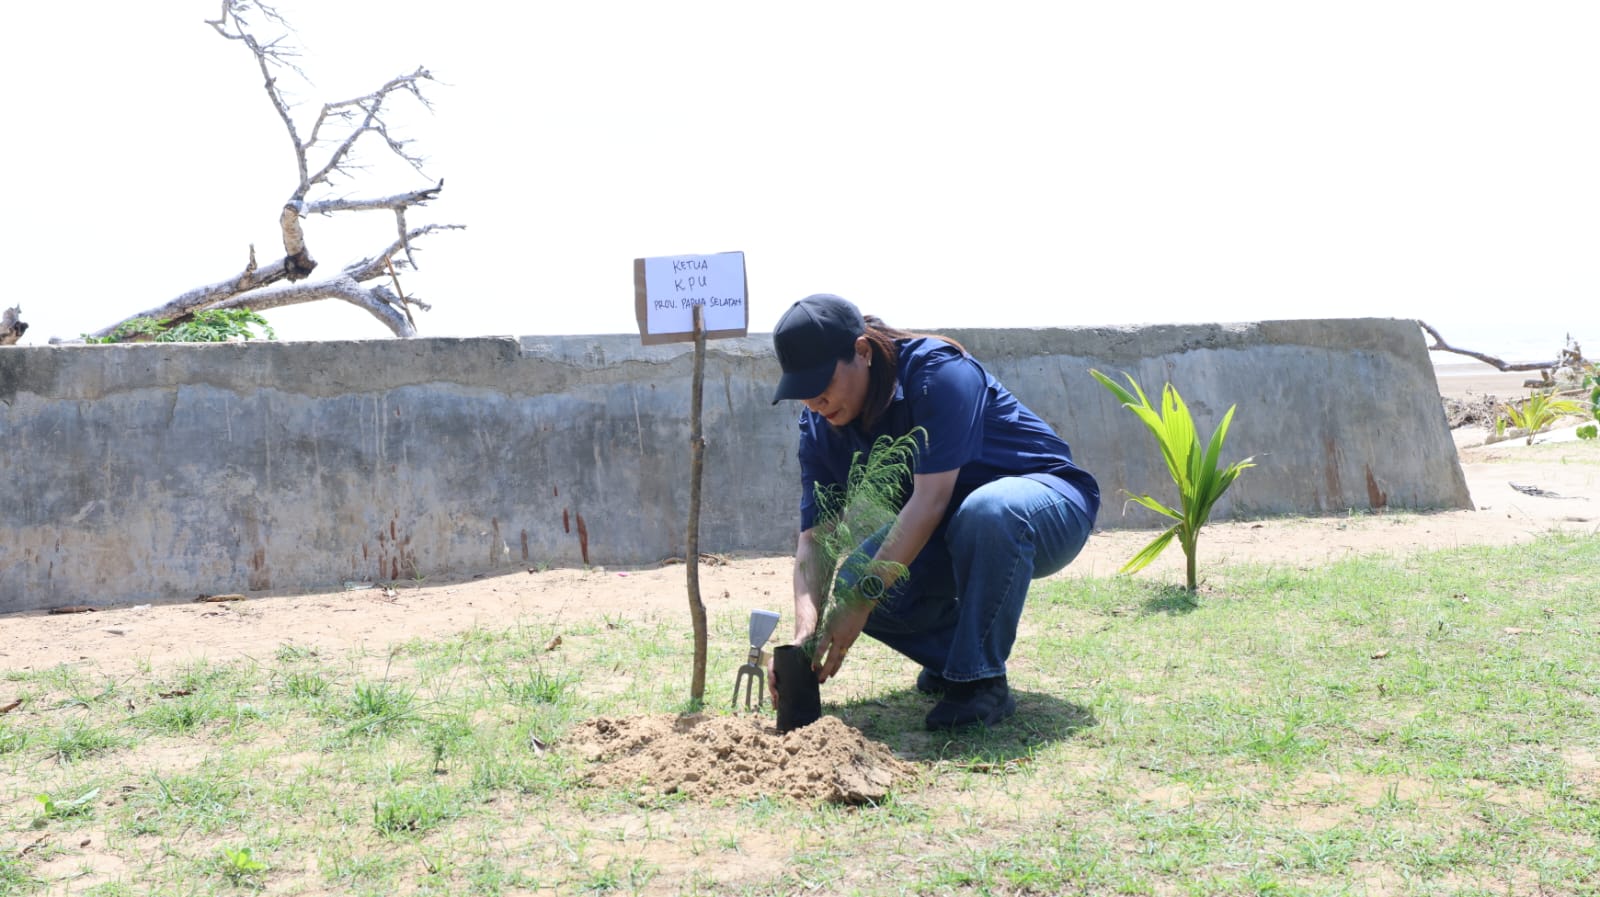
[0,318,1467,612]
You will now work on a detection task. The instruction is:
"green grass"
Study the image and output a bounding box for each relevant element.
[1,533,1598,894]
[44,722,127,762]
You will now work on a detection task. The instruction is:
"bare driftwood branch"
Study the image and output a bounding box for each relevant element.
[208,4,309,189]
[207,224,460,329]
[1420,321,1590,391]
[1417,321,1567,372]
[385,258,417,330]
[205,224,462,337]
[82,249,296,340]
[75,2,460,342]
[342,224,462,287]
[280,202,315,280]
[303,68,436,193]
[213,276,416,336]
[302,181,442,216]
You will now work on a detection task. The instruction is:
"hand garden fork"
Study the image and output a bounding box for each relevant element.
[732,610,781,711]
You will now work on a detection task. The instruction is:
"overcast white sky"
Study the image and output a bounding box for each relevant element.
[3,2,1596,362]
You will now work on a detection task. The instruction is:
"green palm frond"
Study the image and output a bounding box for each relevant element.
[1122,526,1180,574]
[1124,492,1181,521]
[1498,391,1585,445]
[1091,369,1254,592]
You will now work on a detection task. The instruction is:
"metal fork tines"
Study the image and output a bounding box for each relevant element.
[732,646,766,711]
[732,609,780,711]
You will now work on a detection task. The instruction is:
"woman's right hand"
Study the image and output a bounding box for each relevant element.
[811,601,870,683]
[768,629,814,707]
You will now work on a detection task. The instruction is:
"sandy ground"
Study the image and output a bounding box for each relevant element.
[2,363,1594,679]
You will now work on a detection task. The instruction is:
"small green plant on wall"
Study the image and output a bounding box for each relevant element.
[1497,390,1584,445]
[1090,370,1254,593]
[84,308,275,344]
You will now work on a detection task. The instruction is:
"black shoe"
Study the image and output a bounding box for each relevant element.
[924,676,1015,730]
[916,668,953,695]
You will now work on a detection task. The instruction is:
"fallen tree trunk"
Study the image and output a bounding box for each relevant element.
[1419,320,1582,372]
[1419,320,1588,389]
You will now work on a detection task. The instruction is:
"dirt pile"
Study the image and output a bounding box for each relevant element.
[567,713,919,804]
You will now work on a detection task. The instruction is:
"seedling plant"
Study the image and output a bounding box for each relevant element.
[1090,369,1254,592]
[216,846,268,887]
[83,308,275,344]
[804,428,925,654]
[35,788,100,823]
[1497,390,1585,445]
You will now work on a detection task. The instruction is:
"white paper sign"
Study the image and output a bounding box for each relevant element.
[634,251,748,344]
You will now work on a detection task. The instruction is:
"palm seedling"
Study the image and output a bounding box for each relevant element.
[1497,390,1584,445]
[1090,370,1254,593]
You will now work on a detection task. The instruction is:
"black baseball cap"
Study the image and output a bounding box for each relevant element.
[770,294,865,404]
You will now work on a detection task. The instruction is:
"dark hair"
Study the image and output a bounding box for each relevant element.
[857,316,968,431]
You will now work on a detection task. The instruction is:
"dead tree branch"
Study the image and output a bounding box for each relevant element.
[77,1,460,342]
[301,182,442,216]
[107,224,459,340]
[303,69,436,193]
[83,249,296,340]
[214,276,415,336]
[207,225,461,337]
[1417,321,1568,372]
[1420,320,1589,390]
[208,3,309,190]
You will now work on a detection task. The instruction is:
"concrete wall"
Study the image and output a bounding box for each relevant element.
[0,318,1468,613]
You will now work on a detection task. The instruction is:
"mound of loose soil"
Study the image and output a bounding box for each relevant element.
[567,713,918,804]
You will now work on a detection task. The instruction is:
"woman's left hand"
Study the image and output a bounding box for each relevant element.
[812,601,873,683]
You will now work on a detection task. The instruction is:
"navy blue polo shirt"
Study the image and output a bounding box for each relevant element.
[797,337,1100,531]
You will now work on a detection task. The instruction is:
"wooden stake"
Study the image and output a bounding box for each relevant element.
[686,304,709,705]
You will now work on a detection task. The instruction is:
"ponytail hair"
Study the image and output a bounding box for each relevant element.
[856,315,967,431]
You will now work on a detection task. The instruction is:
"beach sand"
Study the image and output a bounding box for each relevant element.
[1432,362,1547,402]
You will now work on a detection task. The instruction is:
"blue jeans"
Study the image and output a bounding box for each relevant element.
[854,477,1093,683]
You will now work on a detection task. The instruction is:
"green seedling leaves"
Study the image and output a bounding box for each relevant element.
[35,787,100,821]
[1498,390,1585,445]
[805,429,925,656]
[1091,370,1255,592]
[84,308,275,344]
[218,845,269,885]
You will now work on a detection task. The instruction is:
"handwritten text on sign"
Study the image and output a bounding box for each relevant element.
[641,252,747,335]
